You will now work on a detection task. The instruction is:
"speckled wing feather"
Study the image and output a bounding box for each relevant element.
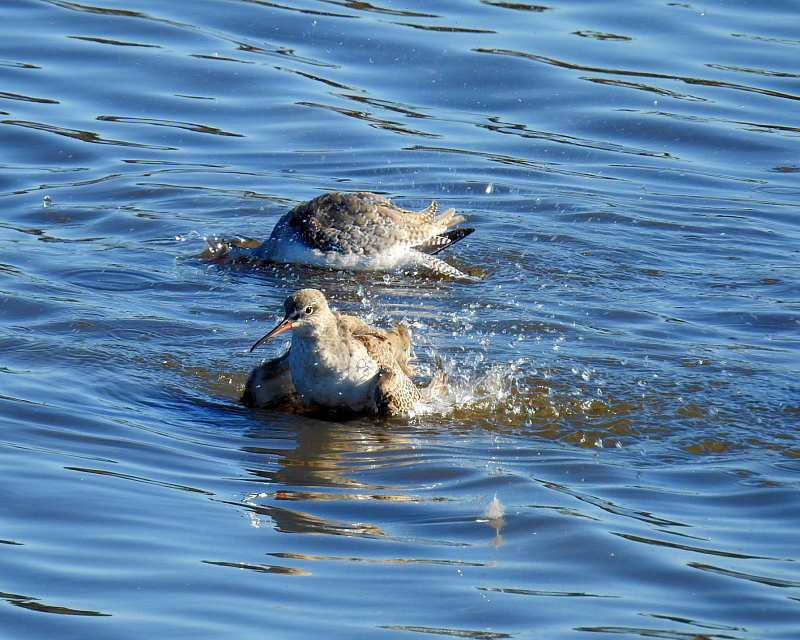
[337,312,415,377]
[279,191,470,257]
[414,227,475,255]
[353,332,421,415]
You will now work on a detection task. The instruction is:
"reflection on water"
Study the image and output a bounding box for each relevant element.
[1,0,799,638]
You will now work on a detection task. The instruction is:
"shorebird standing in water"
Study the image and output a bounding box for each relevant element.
[205,191,475,279]
[242,289,446,416]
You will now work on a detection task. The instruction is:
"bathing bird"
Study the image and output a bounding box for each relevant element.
[242,288,446,416]
[206,191,474,279]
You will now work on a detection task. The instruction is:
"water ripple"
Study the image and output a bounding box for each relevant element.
[2,119,177,150]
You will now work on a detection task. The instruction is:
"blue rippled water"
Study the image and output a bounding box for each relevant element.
[1,1,799,638]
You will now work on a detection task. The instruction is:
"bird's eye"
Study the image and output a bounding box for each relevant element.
[305,305,314,315]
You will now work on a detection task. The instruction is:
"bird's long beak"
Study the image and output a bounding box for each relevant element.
[250,316,296,352]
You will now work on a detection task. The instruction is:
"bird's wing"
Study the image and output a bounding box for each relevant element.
[241,350,304,411]
[353,333,421,416]
[340,314,415,376]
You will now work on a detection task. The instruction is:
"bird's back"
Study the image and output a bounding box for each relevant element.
[267,191,467,258]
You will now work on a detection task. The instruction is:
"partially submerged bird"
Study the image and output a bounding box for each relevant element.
[205,191,475,279]
[241,289,447,416]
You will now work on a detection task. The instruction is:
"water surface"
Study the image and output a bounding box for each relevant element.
[1,1,799,639]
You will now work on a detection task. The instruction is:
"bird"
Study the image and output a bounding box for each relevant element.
[205,191,475,279]
[241,289,447,416]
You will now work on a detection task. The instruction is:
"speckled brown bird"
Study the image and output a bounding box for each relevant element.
[241,289,447,416]
[206,191,475,278]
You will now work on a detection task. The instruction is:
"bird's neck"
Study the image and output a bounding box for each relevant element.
[294,312,350,360]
